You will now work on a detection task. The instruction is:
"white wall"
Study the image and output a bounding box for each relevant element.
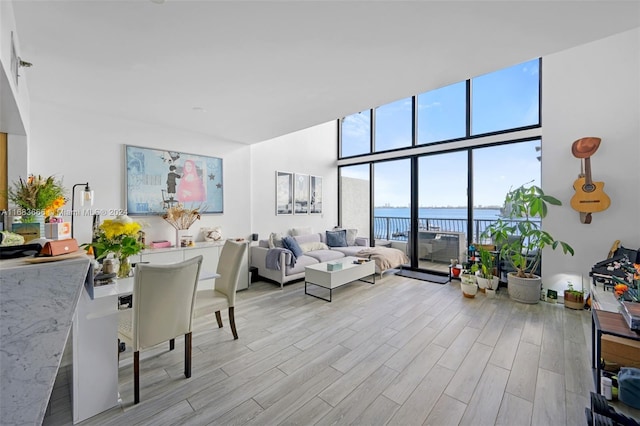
[542,28,640,292]
[28,103,252,245]
[249,121,338,241]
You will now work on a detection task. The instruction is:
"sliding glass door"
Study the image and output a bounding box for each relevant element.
[373,159,411,261]
[416,151,469,273]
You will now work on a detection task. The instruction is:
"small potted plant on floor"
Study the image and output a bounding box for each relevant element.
[484,183,574,304]
[475,247,498,294]
[564,282,584,310]
[460,267,478,298]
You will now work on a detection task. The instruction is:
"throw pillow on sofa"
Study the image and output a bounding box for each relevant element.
[326,230,348,247]
[299,241,329,253]
[282,236,304,258]
[333,227,358,245]
[268,232,284,249]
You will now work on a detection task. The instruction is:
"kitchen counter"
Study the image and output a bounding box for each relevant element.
[0,255,90,425]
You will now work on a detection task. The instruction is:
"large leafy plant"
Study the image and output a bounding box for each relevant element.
[483,184,574,278]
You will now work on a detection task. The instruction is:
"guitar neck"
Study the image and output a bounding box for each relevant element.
[584,157,593,185]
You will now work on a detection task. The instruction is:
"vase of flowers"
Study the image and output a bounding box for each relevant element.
[7,175,67,238]
[163,203,203,247]
[89,215,145,278]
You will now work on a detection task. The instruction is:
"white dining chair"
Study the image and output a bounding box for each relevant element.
[196,240,247,339]
[118,255,203,404]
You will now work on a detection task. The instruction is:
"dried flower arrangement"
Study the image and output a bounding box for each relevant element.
[163,203,203,230]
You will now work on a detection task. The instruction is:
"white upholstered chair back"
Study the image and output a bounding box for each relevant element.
[214,240,247,307]
[131,255,203,351]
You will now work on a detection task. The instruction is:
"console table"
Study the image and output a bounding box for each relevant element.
[591,285,640,396]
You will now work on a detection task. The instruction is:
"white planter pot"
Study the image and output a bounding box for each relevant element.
[486,288,497,298]
[507,272,541,304]
[460,281,478,298]
[476,275,489,290]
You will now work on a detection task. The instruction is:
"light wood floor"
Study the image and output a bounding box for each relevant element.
[44,272,639,425]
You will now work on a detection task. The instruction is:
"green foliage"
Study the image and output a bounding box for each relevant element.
[483,183,574,279]
[478,247,495,279]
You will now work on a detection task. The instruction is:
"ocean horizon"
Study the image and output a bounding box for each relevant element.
[374,207,502,220]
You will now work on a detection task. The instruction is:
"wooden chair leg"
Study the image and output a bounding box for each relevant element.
[134,351,140,404]
[169,338,175,351]
[215,311,223,328]
[229,306,238,340]
[185,332,192,378]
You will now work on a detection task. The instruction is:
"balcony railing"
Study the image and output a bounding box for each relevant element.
[374,216,539,244]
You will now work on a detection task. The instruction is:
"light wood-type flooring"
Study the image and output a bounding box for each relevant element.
[44,272,640,425]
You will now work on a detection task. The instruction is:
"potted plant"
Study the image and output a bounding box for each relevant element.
[564,282,584,310]
[460,264,478,299]
[475,247,498,294]
[483,183,574,304]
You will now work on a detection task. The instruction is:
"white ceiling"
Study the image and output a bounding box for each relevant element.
[11,1,640,145]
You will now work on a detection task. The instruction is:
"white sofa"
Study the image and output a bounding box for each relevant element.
[250,231,369,288]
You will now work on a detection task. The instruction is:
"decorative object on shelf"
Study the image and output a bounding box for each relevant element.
[276,171,293,215]
[125,145,223,215]
[570,137,610,224]
[70,182,94,238]
[87,215,145,278]
[163,203,203,247]
[483,183,574,304]
[201,226,222,241]
[8,174,67,239]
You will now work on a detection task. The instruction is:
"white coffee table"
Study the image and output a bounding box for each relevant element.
[305,256,375,302]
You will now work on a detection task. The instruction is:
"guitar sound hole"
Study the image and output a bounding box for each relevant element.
[582,183,595,193]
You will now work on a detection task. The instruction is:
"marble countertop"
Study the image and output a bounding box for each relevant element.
[0,255,90,425]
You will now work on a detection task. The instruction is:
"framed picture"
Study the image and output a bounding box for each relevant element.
[294,174,310,215]
[310,175,322,214]
[125,145,223,215]
[276,171,293,215]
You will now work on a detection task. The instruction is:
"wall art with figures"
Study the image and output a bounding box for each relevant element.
[125,145,223,215]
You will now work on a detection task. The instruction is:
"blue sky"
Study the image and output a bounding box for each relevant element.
[342,58,541,207]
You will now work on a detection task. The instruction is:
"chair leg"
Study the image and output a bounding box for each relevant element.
[169,338,175,351]
[134,351,140,404]
[185,332,192,378]
[229,306,238,340]
[215,311,223,328]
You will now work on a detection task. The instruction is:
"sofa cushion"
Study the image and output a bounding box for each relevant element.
[291,227,313,236]
[331,245,364,257]
[268,232,284,249]
[285,254,318,275]
[299,241,329,253]
[305,249,345,263]
[293,233,322,245]
[282,236,304,258]
[326,230,347,247]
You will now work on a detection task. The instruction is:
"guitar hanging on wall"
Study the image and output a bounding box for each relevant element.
[570,137,611,224]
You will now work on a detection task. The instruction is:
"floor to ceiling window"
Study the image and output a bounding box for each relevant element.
[417,151,468,272]
[374,98,413,152]
[472,140,541,244]
[373,159,411,260]
[340,110,371,158]
[338,58,542,274]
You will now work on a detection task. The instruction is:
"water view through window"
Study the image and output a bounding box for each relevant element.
[339,58,542,272]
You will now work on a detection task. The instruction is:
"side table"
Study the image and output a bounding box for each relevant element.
[592,309,640,395]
